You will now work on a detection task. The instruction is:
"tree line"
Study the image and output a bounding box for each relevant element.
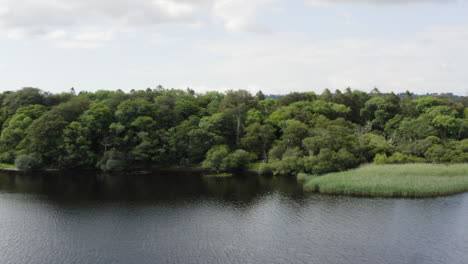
[0,87,467,173]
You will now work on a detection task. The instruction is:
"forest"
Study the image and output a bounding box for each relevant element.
[0,87,466,173]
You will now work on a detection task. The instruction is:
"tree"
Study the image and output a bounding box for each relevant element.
[302,136,322,156]
[280,120,309,148]
[241,123,275,161]
[396,115,436,143]
[168,116,222,166]
[2,87,48,114]
[278,92,316,106]
[401,91,418,117]
[221,149,252,171]
[128,116,160,163]
[61,103,114,164]
[115,99,156,125]
[255,90,266,100]
[360,97,397,130]
[220,90,256,145]
[14,154,43,170]
[431,115,458,139]
[320,89,333,102]
[202,145,230,172]
[61,121,95,167]
[0,87,465,172]
[174,98,202,122]
[25,97,90,166]
[415,96,444,113]
[360,133,391,161]
[0,105,47,158]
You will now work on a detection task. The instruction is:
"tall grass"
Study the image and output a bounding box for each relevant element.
[303,164,468,198]
[0,163,15,168]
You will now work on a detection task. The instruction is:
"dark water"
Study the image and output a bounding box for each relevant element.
[0,170,466,264]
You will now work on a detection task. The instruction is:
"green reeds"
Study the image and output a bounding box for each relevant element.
[303,164,468,198]
[0,163,15,168]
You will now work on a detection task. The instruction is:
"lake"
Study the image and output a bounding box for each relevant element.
[0,170,466,264]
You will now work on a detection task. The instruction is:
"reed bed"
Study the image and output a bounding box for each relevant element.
[303,164,468,198]
[0,163,15,168]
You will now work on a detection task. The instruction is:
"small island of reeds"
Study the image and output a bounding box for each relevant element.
[303,164,468,198]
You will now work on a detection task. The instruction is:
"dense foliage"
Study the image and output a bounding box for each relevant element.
[0,87,466,173]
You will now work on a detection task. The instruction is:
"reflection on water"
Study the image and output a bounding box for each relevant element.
[0,170,302,202]
[0,170,467,264]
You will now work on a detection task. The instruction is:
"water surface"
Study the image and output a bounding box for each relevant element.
[0,170,466,264]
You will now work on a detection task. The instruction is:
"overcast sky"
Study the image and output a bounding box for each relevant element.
[1,0,467,95]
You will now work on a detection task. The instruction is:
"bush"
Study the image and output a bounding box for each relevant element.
[202,145,230,171]
[14,154,43,170]
[202,146,253,172]
[373,153,388,164]
[424,145,453,163]
[302,148,359,175]
[0,151,15,163]
[374,152,426,164]
[270,156,304,176]
[221,149,252,171]
[259,163,273,175]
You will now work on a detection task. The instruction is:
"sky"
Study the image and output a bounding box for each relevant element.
[0,0,467,95]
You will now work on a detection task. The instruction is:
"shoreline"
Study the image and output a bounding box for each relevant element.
[0,166,261,174]
[3,163,467,198]
[303,186,468,198]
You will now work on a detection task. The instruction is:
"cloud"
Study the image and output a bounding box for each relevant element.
[52,27,117,48]
[213,0,276,33]
[305,0,461,6]
[127,24,468,94]
[183,25,468,95]
[0,0,275,45]
[0,0,275,36]
[0,0,211,40]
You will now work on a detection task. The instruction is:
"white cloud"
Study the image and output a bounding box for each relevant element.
[188,25,468,94]
[44,30,69,40]
[0,0,275,45]
[51,27,118,48]
[0,0,211,41]
[56,41,107,49]
[73,28,116,42]
[305,0,461,6]
[213,0,276,33]
[152,0,196,18]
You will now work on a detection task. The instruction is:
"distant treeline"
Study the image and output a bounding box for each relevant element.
[0,87,467,173]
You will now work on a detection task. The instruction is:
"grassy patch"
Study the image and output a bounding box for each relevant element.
[203,173,233,178]
[0,163,15,168]
[297,172,316,182]
[303,164,468,198]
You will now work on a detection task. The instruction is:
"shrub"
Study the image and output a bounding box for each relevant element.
[259,163,273,175]
[424,145,453,163]
[373,153,388,164]
[374,152,426,164]
[202,146,253,172]
[14,154,43,170]
[270,156,304,176]
[202,145,230,171]
[221,149,252,171]
[0,151,15,163]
